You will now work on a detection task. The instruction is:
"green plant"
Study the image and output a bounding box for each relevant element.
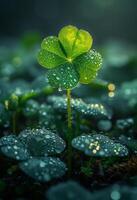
[0,128,67,181]
[72,134,128,157]
[37,25,102,174]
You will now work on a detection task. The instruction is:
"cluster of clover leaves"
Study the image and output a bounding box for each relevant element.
[0,128,67,182]
[37,25,103,89]
[0,128,128,182]
[0,25,129,182]
[37,25,103,130]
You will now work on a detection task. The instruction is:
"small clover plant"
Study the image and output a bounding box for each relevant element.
[0,128,67,182]
[37,25,102,174]
[72,134,128,157]
[72,133,128,175]
[37,25,102,123]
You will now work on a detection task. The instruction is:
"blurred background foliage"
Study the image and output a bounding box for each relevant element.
[0,0,137,45]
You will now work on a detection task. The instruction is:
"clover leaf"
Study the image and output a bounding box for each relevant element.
[74,50,102,84]
[119,135,137,154]
[47,63,79,89]
[41,36,66,58]
[0,128,66,160]
[38,49,67,69]
[58,25,93,59]
[0,129,67,182]
[48,95,111,120]
[72,134,128,157]
[20,157,67,182]
[37,25,102,90]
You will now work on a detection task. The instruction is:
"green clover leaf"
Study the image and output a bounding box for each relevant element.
[48,63,79,89]
[37,36,67,68]
[74,50,103,84]
[41,36,66,58]
[58,25,93,59]
[37,25,102,90]
[37,49,66,68]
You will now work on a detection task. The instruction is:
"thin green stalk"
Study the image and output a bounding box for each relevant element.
[67,89,72,176]
[67,89,72,129]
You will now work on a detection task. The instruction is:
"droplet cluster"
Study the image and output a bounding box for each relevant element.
[72,134,128,157]
[48,95,110,119]
[48,63,79,89]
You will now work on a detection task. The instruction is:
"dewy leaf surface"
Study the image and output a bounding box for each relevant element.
[18,128,66,156]
[37,49,67,69]
[1,141,30,160]
[47,63,79,89]
[72,29,93,58]
[58,25,78,58]
[58,25,93,59]
[41,36,66,58]
[74,50,102,84]
[19,157,67,182]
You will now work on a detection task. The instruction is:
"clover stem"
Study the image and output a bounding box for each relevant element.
[67,89,72,176]
[67,89,72,129]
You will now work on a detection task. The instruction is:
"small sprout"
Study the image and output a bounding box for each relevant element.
[72,134,128,157]
[20,157,67,182]
[0,128,66,160]
[6,94,19,111]
[47,181,92,200]
[4,80,38,108]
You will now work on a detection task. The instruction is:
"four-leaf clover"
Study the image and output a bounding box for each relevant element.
[37,25,102,90]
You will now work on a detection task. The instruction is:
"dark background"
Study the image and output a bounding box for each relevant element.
[0,0,137,45]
